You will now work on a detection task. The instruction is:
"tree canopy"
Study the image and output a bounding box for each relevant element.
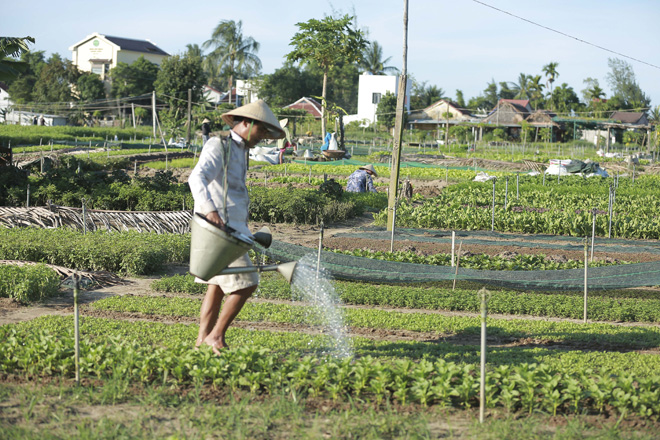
[287,14,367,136]
[154,53,205,129]
[0,36,35,82]
[109,56,159,99]
[606,58,650,110]
[203,20,261,93]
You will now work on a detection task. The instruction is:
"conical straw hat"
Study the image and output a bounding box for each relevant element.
[359,164,378,177]
[221,100,285,139]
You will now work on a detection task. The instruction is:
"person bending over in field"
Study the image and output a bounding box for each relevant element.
[346,164,378,193]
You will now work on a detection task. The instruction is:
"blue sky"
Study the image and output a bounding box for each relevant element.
[6,0,660,110]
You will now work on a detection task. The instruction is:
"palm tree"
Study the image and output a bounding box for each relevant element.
[359,41,399,75]
[203,20,261,95]
[528,75,545,110]
[542,62,559,95]
[185,43,203,58]
[510,73,530,99]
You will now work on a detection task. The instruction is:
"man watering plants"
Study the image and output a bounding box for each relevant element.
[188,99,284,354]
[346,164,378,193]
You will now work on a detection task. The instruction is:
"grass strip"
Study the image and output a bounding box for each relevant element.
[152,274,660,323]
[91,296,660,350]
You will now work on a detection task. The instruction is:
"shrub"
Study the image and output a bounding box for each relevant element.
[0,264,61,302]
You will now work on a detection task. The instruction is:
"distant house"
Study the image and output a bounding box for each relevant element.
[285,97,323,119]
[0,83,10,120]
[481,99,531,127]
[344,73,412,126]
[526,110,558,127]
[5,111,67,126]
[203,85,225,106]
[609,111,649,126]
[69,32,169,80]
[408,99,473,130]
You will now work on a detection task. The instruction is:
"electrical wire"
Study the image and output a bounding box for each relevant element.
[471,0,660,71]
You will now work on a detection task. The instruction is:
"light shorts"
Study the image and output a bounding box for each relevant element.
[194,253,259,294]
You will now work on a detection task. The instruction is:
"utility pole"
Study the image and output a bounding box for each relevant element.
[186,88,192,146]
[387,0,409,231]
[152,91,157,139]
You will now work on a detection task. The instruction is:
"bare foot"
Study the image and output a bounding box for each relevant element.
[202,337,228,355]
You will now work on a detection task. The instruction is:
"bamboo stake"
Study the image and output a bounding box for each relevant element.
[73,272,80,384]
[479,287,488,424]
[452,241,463,291]
[583,237,588,323]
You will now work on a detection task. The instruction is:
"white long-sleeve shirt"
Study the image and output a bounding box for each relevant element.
[188,131,251,237]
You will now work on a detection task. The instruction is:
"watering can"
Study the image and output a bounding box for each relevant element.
[189,213,297,283]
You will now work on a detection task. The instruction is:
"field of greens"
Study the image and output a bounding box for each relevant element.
[2,126,660,438]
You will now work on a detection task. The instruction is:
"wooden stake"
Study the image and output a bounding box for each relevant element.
[452,241,463,291]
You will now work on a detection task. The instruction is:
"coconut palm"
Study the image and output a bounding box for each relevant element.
[542,62,559,94]
[359,41,399,75]
[185,44,203,58]
[528,75,545,110]
[510,73,530,100]
[203,20,261,95]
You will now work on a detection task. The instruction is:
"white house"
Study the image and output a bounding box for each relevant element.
[69,32,169,80]
[204,80,259,107]
[344,73,412,126]
[5,111,67,126]
[0,83,11,121]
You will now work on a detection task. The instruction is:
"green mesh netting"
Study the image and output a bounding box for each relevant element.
[291,159,489,171]
[332,227,660,256]
[262,238,660,291]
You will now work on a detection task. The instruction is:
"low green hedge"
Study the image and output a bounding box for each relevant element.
[0,264,61,302]
[249,186,365,224]
[0,228,189,275]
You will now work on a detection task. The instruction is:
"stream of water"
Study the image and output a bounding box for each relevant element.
[290,254,353,358]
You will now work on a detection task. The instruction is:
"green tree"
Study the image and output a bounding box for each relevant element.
[154,54,205,131]
[548,83,581,115]
[498,81,516,100]
[410,81,445,110]
[510,73,530,100]
[455,90,465,108]
[359,41,398,75]
[528,74,545,109]
[185,43,203,58]
[542,61,559,95]
[109,56,159,98]
[606,58,650,110]
[203,20,261,94]
[287,14,367,137]
[258,63,320,107]
[76,72,105,101]
[376,91,398,131]
[6,50,45,103]
[33,53,80,104]
[467,80,498,111]
[0,36,35,82]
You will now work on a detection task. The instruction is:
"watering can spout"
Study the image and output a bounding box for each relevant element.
[276,261,298,283]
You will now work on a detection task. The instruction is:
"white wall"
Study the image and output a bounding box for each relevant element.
[72,37,115,75]
[236,80,259,104]
[353,74,412,124]
[116,50,166,67]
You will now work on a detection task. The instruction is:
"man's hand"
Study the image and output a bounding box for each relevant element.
[205,211,225,229]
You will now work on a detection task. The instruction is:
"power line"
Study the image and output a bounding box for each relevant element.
[471,0,660,71]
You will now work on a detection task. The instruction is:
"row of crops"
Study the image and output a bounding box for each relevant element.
[3,291,660,416]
